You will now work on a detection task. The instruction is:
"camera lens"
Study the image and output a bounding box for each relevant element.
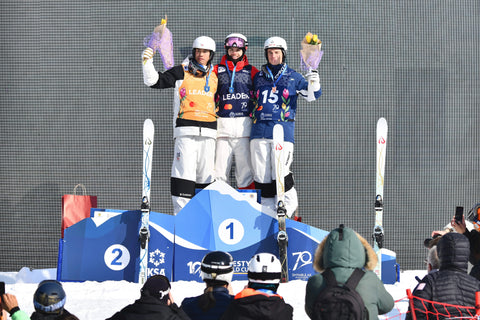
[424,238,432,248]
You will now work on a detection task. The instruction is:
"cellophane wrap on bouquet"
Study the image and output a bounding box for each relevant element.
[143,18,174,70]
[300,34,324,73]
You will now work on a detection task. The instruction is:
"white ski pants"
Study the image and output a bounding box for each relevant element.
[214,136,254,188]
[171,135,215,214]
[250,138,298,216]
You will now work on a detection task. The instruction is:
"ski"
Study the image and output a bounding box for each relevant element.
[273,124,288,283]
[373,117,388,279]
[139,118,154,284]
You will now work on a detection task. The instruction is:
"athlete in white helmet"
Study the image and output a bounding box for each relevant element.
[250,36,322,220]
[213,33,259,190]
[142,36,218,214]
[220,253,294,320]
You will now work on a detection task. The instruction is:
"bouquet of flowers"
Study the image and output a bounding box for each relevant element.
[300,32,323,73]
[143,16,174,70]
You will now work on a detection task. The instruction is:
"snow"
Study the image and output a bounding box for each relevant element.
[0,267,425,320]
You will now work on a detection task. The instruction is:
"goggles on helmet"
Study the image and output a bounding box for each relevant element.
[225,37,246,48]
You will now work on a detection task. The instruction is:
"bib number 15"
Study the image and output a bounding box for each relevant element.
[260,89,278,104]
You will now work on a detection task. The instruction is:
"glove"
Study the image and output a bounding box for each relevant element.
[142,47,154,63]
[306,70,320,92]
[142,47,159,86]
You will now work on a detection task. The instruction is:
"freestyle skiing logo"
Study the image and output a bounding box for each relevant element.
[292,251,312,271]
[188,260,250,276]
[187,261,201,276]
[233,260,249,274]
[148,248,166,277]
[149,248,166,266]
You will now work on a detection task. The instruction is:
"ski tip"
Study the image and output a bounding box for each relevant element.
[144,118,154,129]
[377,117,387,126]
[273,123,284,135]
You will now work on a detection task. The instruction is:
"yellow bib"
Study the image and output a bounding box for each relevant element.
[178,67,218,122]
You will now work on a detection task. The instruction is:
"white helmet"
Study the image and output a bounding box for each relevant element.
[192,36,216,65]
[264,37,287,63]
[247,253,281,284]
[224,33,248,49]
[192,36,216,52]
[263,36,287,51]
[200,251,234,285]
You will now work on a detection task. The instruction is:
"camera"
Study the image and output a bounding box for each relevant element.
[455,206,464,223]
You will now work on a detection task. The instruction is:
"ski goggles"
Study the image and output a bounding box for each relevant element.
[225,37,246,48]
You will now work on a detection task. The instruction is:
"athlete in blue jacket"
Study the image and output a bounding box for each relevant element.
[251,36,321,218]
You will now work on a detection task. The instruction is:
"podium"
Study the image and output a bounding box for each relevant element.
[58,181,400,283]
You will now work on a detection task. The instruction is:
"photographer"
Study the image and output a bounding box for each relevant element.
[451,214,480,280]
[1,293,30,320]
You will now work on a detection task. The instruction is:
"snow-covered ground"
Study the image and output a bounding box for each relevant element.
[0,268,424,320]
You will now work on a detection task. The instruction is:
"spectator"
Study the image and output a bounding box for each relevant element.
[305,224,394,320]
[406,232,480,320]
[30,280,77,320]
[106,275,190,320]
[450,211,480,280]
[181,251,235,319]
[250,36,321,219]
[142,36,218,214]
[425,245,440,274]
[213,33,258,191]
[220,252,293,320]
[1,293,30,320]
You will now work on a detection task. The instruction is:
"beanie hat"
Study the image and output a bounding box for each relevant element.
[141,275,171,303]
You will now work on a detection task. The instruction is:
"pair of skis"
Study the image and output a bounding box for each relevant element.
[373,117,388,279]
[139,119,154,284]
[273,124,289,283]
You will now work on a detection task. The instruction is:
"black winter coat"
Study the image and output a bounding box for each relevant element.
[406,232,480,320]
[181,286,234,320]
[464,228,480,280]
[106,295,191,320]
[31,309,75,320]
[220,288,293,320]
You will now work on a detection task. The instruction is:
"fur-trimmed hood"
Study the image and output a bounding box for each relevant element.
[313,225,377,272]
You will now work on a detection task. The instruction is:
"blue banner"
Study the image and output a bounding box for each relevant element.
[59,209,174,282]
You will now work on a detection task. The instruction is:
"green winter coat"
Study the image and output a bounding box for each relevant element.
[304,225,394,320]
[11,309,31,320]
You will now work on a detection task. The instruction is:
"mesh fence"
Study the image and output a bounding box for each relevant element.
[0,0,479,271]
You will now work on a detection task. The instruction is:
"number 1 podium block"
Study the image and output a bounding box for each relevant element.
[173,181,330,282]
